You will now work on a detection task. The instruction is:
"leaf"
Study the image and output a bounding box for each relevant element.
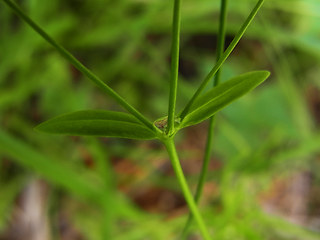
[35,110,156,140]
[179,71,270,128]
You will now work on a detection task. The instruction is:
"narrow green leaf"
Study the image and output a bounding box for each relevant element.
[35,110,157,140]
[179,71,270,128]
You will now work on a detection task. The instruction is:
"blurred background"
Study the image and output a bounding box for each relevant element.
[1,0,320,239]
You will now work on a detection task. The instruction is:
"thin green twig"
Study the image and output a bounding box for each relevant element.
[163,138,212,240]
[167,0,182,135]
[1,0,158,133]
[179,0,265,120]
[213,0,228,87]
[181,0,228,237]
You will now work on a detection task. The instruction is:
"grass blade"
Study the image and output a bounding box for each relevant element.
[0,129,103,203]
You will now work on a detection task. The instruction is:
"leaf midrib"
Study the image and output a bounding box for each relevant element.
[186,78,245,118]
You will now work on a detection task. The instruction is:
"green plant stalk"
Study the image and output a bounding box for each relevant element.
[1,0,158,133]
[163,138,212,240]
[179,0,265,120]
[167,0,182,135]
[213,0,228,87]
[181,0,228,237]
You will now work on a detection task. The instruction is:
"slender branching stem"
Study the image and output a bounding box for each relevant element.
[167,0,182,135]
[163,138,212,240]
[1,0,158,133]
[181,0,228,237]
[179,0,265,120]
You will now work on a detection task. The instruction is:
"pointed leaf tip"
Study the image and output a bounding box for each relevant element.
[180,70,270,128]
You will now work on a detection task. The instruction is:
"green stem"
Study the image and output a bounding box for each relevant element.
[179,0,265,120]
[181,0,228,237]
[213,0,228,87]
[167,0,182,135]
[193,117,216,202]
[2,0,157,133]
[181,117,216,238]
[163,139,212,240]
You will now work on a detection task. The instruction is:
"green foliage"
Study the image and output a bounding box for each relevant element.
[0,0,268,239]
[1,0,319,239]
[37,71,269,139]
[0,129,103,201]
[35,110,157,140]
[179,71,270,128]
[0,177,25,231]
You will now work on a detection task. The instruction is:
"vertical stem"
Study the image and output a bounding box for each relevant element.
[181,118,216,238]
[213,0,228,87]
[167,0,182,134]
[163,139,212,240]
[181,0,228,238]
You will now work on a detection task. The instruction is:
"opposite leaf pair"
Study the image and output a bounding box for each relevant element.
[36,71,270,139]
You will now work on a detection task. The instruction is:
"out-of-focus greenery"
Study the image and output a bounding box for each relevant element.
[0,0,320,239]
